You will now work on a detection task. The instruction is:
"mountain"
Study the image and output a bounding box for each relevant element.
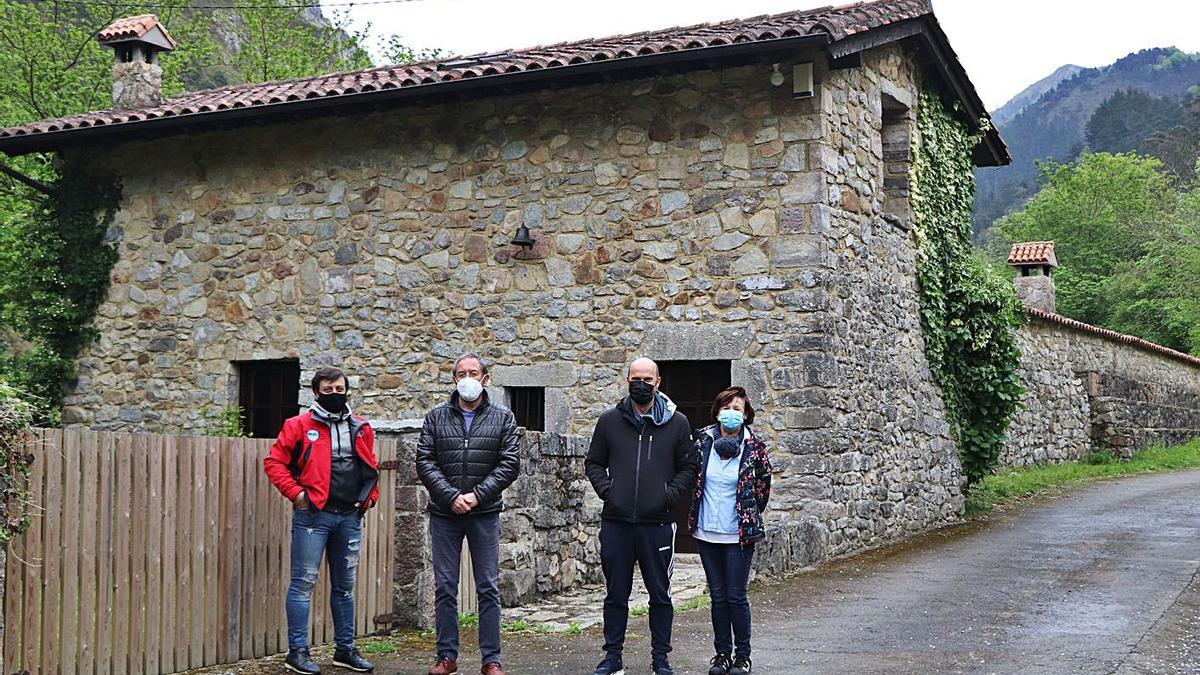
[992,64,1083,126]
[974,48,1200,234]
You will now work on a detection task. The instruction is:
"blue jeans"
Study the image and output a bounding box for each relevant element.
[430,512,502,665]
[287,507,363,650]
[697,540,754,658]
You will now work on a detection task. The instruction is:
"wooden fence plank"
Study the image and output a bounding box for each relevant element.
[40,428,63,675]
[3,431,34,670]
[240,439,258,659]
[60,428,81,675]
[111,433,131,674]
[20,429,47,673]
[144,433,164,674]
[160,433,178,674]
[129,434,149,675]
[222,436,244,661]
[190,434,207,670]
[174,434,193,670]
[78,429,99,675]
[205,435,221,666]
[96,430,115,675]
[252,441,270,657]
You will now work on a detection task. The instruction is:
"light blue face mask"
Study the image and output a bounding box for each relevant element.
[717,409,744,431]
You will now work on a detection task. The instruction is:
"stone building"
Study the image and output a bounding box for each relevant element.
[0,0,1010,577]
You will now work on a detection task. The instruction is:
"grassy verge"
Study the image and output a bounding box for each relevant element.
[965,440,1200,517]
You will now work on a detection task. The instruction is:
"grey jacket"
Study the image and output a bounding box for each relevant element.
[416,390,521,517]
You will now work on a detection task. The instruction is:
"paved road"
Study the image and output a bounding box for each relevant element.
[219,470,1200,674]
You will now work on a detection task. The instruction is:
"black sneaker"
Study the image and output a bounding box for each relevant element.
[652,660,675,675]
[730,655,752,675]
[591,655,625,675]
[285,648,321,675]
[333,646,374,672]
[709,653,732,675]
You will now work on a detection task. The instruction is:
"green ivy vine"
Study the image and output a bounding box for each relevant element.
[0,169,121,425]
[912,88,1025,485]
[0,381,37,543]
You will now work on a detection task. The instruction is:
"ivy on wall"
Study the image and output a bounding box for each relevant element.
[0,381,36,543]
[0,170,121,425]
[912,88,1025,485]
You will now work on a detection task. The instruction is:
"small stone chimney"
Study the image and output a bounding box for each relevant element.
[97,15,176,110]
[1008,241,1058,313]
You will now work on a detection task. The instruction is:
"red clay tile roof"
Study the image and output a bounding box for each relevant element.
[0,0,1006,165]
[1008,241,1057,266]
[1027,308,1200,368]
[97,14,177,49]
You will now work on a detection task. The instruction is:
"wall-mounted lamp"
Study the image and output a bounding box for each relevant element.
[770,63,785,87]
[511,224,534,249]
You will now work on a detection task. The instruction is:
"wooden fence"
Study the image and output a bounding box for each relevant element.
[3,428,398,674]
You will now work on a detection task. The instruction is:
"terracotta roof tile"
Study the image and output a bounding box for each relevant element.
[1027,308,1200,368]
[1008,241,1057,266]
[97,14,177,49]
[0,0,932,146]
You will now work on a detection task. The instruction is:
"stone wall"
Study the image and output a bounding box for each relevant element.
[1002,313,1200,466]
[64,42,967,579]
[390,430,600,627]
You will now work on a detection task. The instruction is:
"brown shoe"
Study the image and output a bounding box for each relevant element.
[428,656,458,675]
[481,664,506,675]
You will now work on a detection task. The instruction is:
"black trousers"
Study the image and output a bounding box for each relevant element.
[600,518,676,663]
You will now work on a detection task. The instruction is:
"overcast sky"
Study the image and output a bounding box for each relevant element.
[334,0,1200,111]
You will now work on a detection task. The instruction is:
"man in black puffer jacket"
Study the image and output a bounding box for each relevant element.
[585,357,698,675]
[417,353,519,675]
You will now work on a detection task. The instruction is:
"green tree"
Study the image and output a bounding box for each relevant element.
[1085,89,1184,156]
[999,153,1174,325]
[1102,175,1200,353]
[218,2,371,83]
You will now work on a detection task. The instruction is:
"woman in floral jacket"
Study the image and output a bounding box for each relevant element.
[687,386,772,675]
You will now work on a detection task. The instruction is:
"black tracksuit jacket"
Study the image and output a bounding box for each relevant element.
[585,394,698,524]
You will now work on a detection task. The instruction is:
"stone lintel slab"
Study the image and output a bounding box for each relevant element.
[640,323,755,362]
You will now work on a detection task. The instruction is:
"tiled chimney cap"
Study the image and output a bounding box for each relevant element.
[1008,241,1057,267]
[97,14,176,50]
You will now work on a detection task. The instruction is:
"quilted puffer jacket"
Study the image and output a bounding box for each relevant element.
[416,390,521,517]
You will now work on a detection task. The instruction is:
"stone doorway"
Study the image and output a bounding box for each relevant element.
[658,360,731,554]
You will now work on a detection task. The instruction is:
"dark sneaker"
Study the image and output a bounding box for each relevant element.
[428,657,458,675]
[730,655,752,675]
[481,663,506,675]
[709,653,732,675]
[333,647,374,672]
[284,648,321,675]
[652,661,675,675]
[591,655,625,675]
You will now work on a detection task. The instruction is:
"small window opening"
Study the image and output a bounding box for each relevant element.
[881,95,913,223]
[237,360,301,438]
[507,386,545,432]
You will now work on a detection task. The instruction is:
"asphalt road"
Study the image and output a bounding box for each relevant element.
[220,470,1200,675]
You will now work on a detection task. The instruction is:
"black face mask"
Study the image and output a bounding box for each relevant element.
[628,380,655,406]
[317,392,347,414]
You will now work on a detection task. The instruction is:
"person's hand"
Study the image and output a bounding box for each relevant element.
[462,492,479,510]
[293,491,310,510]
[451,494,473,514]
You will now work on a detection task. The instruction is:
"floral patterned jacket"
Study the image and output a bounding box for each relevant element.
[687,424,772,546]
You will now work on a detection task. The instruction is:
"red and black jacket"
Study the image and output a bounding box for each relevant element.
[264,410,380,512]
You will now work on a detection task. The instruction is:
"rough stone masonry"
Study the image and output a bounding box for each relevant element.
[61,42,964,578]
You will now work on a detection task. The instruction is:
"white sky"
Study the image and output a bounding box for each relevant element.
[332,0,1200,111]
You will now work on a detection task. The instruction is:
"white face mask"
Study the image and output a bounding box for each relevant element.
[456,377,483,402]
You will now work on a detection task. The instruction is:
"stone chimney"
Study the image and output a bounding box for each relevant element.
[97,15,176,110]
[1008,241,1058,313]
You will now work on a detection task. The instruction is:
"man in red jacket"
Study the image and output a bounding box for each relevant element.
[265,366,379,674]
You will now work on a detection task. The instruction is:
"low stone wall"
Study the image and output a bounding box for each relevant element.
[390,429,601,627]
[1002,311,1200,466]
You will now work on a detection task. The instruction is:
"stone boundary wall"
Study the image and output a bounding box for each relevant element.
[1002,311,1200,466]
[390,429,601,627]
